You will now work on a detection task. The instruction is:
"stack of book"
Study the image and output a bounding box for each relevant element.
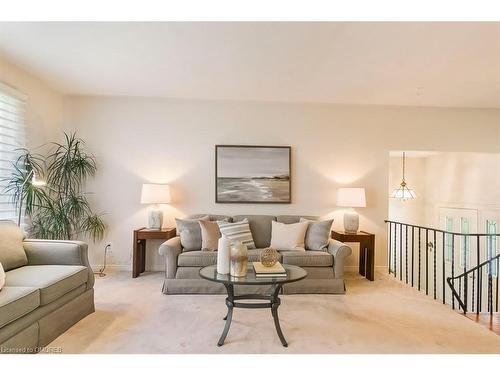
[253,262,287,278]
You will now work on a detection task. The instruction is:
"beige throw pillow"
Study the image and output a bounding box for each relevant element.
[0,220,28,271]
[0,262,5,291]
[270,221,309,251]
[199,220,222,251]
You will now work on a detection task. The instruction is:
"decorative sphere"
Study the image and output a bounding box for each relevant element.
[260,247,279,267]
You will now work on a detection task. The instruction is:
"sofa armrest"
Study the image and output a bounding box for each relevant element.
[327,239,352,279]
[23,239,94,290]
[159,236,182,279]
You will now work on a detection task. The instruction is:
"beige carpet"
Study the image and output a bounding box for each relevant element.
[50,271,500,354]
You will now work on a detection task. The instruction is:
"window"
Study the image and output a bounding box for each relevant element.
[444,216,453,262]
[460,217,470,268]
[486,220,498,277]
[0,82,26,221]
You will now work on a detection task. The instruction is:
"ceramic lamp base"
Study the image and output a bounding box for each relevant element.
[343,211,359,234]
[148,209,163,230]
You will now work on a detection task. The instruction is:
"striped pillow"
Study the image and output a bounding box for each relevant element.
[217,219,256,249]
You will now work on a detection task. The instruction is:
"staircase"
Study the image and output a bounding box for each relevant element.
[385,220,500,335]
[464,313,500,334]
[447,252,500,335]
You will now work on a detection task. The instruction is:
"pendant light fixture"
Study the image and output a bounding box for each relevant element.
[391,152,416,200]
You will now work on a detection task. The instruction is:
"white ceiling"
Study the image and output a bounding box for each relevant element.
[0,22,499,108]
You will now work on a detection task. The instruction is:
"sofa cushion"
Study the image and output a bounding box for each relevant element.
[0,220,28,271]
[232,215,276,248]
[281,250,333,267]
[178,249,280,267]
[0,262,5,290]
[0,286,40,328]
[5,265,88,305]
[300,218,333,251]
[187,214,233,222]
[176,216,209,251]
[178,251,217,267]
[199,220,223,251]
[270,220,308,251]
[276,215,318,224]
[218,219,256,249]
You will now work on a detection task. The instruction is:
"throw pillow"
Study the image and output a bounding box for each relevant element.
[0,220,28,271]
[270,220,309,251]
[175,216,209,251]
[300,218,334,251]
[0,262,5,291]
[218,219,256,249]
[199,219,223,251]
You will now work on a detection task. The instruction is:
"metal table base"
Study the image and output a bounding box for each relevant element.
[218,283,287,347]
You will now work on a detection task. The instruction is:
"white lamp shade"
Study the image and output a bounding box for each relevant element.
[391,186,416,200]
[336,188,366,208]
[140,184,171,204]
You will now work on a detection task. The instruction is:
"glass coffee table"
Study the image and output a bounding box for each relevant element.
[199,264,307,347]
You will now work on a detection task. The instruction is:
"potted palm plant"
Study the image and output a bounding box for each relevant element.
[3,132,105,242]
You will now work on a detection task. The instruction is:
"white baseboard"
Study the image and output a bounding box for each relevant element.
[91,264,130,273]
[91,264,164,273]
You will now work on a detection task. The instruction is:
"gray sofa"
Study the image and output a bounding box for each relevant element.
[159,214,352,294]
[0,221,94,353]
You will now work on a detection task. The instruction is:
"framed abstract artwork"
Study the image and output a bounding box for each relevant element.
[215,145,291,203]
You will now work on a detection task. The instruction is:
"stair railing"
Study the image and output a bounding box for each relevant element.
[385,220,499,313]
[447,252,500,314]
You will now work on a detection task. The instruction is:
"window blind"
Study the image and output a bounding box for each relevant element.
[0,82,27,221]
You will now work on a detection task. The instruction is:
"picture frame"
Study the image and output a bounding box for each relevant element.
[215,145,291,204]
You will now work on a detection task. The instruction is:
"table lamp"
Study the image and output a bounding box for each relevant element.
[140,183,171,230]
[336,187,366,233]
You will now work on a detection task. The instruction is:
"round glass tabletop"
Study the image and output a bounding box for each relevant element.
[199,264,307,285]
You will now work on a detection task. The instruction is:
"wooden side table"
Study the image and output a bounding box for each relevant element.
[133,227,176,278]
[331,230,375,281]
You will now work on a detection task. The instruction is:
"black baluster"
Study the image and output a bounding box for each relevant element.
[433,230,437,300]
[477,236,481,313]
[388,222,392,275]
[464,267,468,313]
[393,223,397,279]
[495,258,500,312]
[442,232,446,304]
[487,247,493,314]
[451,235,455,309]
[488,273,493,314]
[425,229,429,295]
[461,235,466,311]
[418,229,421,291]
[399,224,403,282]
[477,266,482,314]
[459,277,462,303]
[412,226,415,288]
[405,225,408,284]
[472,269,475,313]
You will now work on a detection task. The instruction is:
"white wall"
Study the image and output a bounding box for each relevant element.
[62,96,500,271]
[424,152,500,229]
[0,56,63,146]
[389,152,500,229]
